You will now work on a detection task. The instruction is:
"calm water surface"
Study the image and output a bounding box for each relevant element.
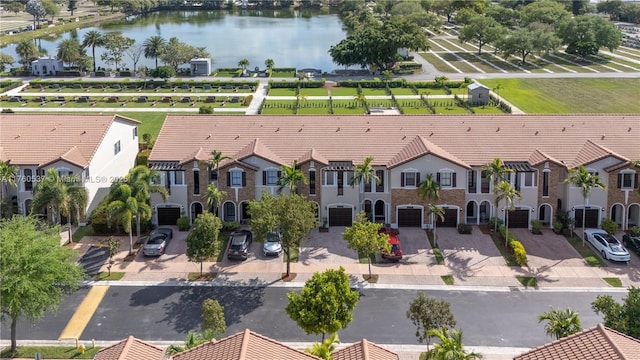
[2,10,347,71]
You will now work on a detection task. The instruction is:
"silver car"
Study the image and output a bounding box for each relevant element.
[263,232,282,256]
[584,229,630,263]
[142,233,169,256]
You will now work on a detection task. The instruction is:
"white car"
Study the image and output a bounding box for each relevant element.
[583,229,631,263]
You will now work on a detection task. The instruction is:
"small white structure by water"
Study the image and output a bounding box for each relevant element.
[31,56,63,76]
[190,58,211,76]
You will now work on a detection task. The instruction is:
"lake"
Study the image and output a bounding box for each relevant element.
[1,9,347,72]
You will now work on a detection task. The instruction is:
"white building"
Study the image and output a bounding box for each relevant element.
[31,56,64,76]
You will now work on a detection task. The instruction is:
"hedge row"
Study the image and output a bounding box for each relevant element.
[499,225,528,266]
[268,80,325,89]
[337,79,406,88]
[29,79,259,88]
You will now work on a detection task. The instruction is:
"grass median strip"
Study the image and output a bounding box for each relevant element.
[0,346,101,359]
[603,277,623,287]
[565,234,606,267]
[58,285,109,341]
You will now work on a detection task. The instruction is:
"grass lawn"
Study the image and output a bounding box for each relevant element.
[72,225,94,242]
[216,232,231,262]
[329,87,358,96]
[432,106,470,115]
[268,88,297,96]
[270,71,296,77]
[390,87,416,95]
[603,277,623,287]
[477,78,640,113]
[97,272,125,281]
[361,88,388,96]
[415,88,449,96]
[188,272,217,281]
[441,275,454,285]
[516,276,538,288]
[401,106,433,115]
[261,100,296,114]
[299,87,329,96]
[298,107,331,115]
[490,234,520,266]
[566,234,606,267]
[261,108,296,115]
[427,231,445,265]
[0,346,101,359]
[118,112,167,141]
[366,99,395,108]
[214,71,239,77]
[285,246,299,263]
[471,105,506,114]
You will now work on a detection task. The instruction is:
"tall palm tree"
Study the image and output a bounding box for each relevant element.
[208,150,231,186]
[143,35,166,70]
[425,328,483,360]
[31,168,87,226]
[264,58,274,70]
[238,58,250,71]
[127,165,168,242]
[278,160,307,194]
[107,183,147,256]
[428,204,445,247]
[538,307,582,340]
[481,158,514,232]
[56,38,82,68]
[495,180,521,247]
[564,165,606,245]
[204,183,226,215]
[82,30,105,72]
[0,160,18,219]
[419,173,443,243]
[15,40,38,69]
[350,156,380,214]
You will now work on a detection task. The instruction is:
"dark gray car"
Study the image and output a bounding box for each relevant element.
[227,230,253,260]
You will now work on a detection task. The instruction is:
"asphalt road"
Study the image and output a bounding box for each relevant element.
[0,286,627,348]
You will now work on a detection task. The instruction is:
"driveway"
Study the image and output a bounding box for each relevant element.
[384,227,432,265]
[299,227,358,265]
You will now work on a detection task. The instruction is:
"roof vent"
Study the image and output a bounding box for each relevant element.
[629,127,632,132]
[366,128,370,132]
[206,134,212,139]
[235,135,239,140]
[467,127,471,132]
[14,134,20,139]
[429,132,433,137]
[336,127,340,132]
[535,131,539,136]
[81,130,86,135]
[402,135,407,140]
[562,127,566,132]
[298,128,303,132]
[51,126,57,131]
[601,135,606,140]
[275,127,280,132]
[496,127,500,132]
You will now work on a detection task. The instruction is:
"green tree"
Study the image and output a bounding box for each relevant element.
[160,37,209,71]
[305,332,339,360]
[208,150,231,187]
[557,15,622,58]
[495,180,521,247]
[496,27,562,63]
[481,158,514,233]
[249,193,317,277]
[201,298,226,338]
[143,35,166,70]
[166,330,215,355]
[597,0,624,21]
[425,328,483,360]
[591,286,640,339]
[15,40,38,69]
[82,30,105,72]
[31,168,88,226]
[26,0,46,29]
[519,0,571,28]
[41,0,59,21]
[5,2,25,16]
[537,307,582,340]
[406,292,457,350]
[264,58,274,70]
[67,0,77,15]
[101,33,134,70]
[238,58,250,70]
[564,165,606,244]
[419,173,442,241]
[342,211,390,278]
[203,183,226,215]
[185,211,222,276]
[458,15,504,55]
[0,216,85,354]
[126,165,167,242]
[56,38,83,67]
[0,160,18,219]
[104,236,120,277]
[285,267,359,341]
[350,156,379,216]
[278,160,307,194]
[106,183,140,256]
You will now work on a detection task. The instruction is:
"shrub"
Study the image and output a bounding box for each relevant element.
[222,221,240,232]
[488,217,503,230]
[600,218,619,235]
[153,66,175,79]
[511,240,528,266]
[531,220,543,234]
[457,223,472,234]
[136,150,150,166]
[177,216,191,231]
[631,226,640,236]
[553,220,563,233]
[199,105,214,114]
[243,94,253,106]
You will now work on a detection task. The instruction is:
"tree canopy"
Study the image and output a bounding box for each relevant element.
[185,211,222,276]
[342,212,390,278]
[0,216,85,353]
[285,267,359,341]
[406,292,457,350]
[592,286,640,339]
[557,15,622,58]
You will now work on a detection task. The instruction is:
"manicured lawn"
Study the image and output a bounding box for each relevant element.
[0,346,101,359]
[118,112,167,141]
[516,276,538,288]
[390,87,416,95]
[331,100,365,114]
[270,71,296,77]
[401,106,433,115]
[477,78,640,113]
[415,88,449,96]
[490,234,520,266]
[216,232,231,262]
[603,277,623,287]
[432,106,470,115]
[298,107,331,115]
[97,272,125,280]
[441,275,454,285]
[366,99,395,108]
[72,225,94,242]
[471,105,505,114]
[329,87,358,96]
[299,87,329,96]
[261,100,296,114]
[268,88,296,96]
[565,234,606,267]
[361,88,388,96]
[298,100,330,114]
[215,71,240,77]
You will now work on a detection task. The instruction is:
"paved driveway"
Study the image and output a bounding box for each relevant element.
[387,228,433,265]
[299,227,358,265]
[510,228,586,269]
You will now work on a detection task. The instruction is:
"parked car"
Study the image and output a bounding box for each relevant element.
[142,233,169,256]
[380,228,403,261]
[583,229,630,263]
[227,230,253,260]
[152,227,173,241]
[263,231,282,257]
[623,233,640,255]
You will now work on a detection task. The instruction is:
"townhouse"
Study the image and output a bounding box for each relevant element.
[0,114,139,223]
[148,115,640,231]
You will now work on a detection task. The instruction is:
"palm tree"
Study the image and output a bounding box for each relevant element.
[204,183,226,215]
[15,40,38,69]
[349,156,380,215]
[278,160,307,194]
[143,35,166,70]
[107,183,147,256]
[82,30,105,72]
[538,307,582,340]
[564,165,606,245]
[264,58,274,70]
[0,160,18,219]
[31,168,87,226]
[56,38,82,68]
[495,180,521,247]
[419,173,443,244]
[428,204,445,247]
[208,150,231,186]
[481,158,514,232]
[238,58,250,71]
[305,332,339,360]
[127,165,168,242]
[425,328,483,360]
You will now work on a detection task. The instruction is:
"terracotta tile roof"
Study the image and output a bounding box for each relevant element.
[514,324,640,360]
[234,138,286,165]
[172,329,321,360]
[0,114,139,167]
[149,115,640,168]
[332,339,399,360]
[298,148,329,165]
[94,335,164,360]
[179,147,210,165]
[528,149,562,167]
[570,140,628,169]
[387,136,469,169]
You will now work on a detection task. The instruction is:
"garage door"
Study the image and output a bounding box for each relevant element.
[157,207,181,226]
[398,208,422,227]
[436,208,458,227]
[508,210,530,228]
[329,208,352,226]
[575,209,599,228]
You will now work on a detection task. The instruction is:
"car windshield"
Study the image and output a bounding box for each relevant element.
[391,244,401,252]
[230,235,246,249]
[267,234,279,242]
[148,237,164,245]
